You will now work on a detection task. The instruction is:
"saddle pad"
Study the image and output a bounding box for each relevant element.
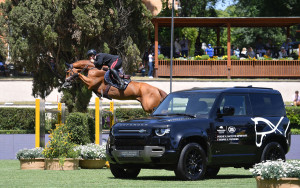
[104,70,131,90]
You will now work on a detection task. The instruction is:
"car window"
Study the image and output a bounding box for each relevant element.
[219,95,247,116]
[250,93,285,116]
[153,92,218,117]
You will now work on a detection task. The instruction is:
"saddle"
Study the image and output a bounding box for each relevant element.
[104,70,131,90]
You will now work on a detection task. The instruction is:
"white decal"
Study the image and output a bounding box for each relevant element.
[251,117,289,147]
[217,126,226,134]
[227,126,236,134]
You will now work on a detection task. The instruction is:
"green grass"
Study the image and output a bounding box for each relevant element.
[0,160,256,188]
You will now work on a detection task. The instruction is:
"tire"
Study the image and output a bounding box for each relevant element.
[110,163,141,179]
[260,142,286,162]
[174,143,207,180]
[205,166,220,178]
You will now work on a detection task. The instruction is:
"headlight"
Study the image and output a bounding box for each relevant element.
[155,128,170,136]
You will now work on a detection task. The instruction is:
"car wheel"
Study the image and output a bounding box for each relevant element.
[110,163,141,179]
[261,142,286,161]
[174,143,207,180]
[205,166,220,178]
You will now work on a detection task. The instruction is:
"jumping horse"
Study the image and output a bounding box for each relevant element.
[62,60,167,113]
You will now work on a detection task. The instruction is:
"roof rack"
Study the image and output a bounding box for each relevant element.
[191,87,227,90]
[234,85,273,90]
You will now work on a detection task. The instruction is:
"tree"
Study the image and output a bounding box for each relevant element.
[0,0,153,112]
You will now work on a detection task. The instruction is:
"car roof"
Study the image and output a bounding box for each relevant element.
[175,85,281,94]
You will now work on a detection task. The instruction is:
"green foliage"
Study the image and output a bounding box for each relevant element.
[74,143,106,160]
[291,128,300,135]
[65,112,94,145]
[158,54,165,60]
[230,55,239,60]
[286,106,300,129]
[43,124,79,165]
[0,0,153,112]
[250,160,300,179]
[0,108,35,131]
[16,147,44,160]
[201,55,210,60]
[181,28,199,57]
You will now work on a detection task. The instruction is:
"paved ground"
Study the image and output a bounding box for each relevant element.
[1,79,300,104]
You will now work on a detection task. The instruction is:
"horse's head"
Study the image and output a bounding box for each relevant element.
[62,63,79,89]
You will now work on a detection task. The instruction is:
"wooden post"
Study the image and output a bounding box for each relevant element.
[109,101,115,128]
[154,21,158,77]
[287,26,290,39]
[227,23,231,79]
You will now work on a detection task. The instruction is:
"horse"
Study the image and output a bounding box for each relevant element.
[62,60,168,113]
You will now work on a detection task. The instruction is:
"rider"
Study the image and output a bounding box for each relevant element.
[87,49,125,90]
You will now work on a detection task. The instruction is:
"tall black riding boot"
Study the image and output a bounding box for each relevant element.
[110,69,125,90]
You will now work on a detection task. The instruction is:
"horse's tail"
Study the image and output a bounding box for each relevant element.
[158,89,168,102]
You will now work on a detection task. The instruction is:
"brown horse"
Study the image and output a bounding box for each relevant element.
[62,60,167,113]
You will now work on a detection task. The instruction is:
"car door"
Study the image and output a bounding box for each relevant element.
[211,93,256,164]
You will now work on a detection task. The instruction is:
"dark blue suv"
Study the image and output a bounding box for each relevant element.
[106,86,291,180]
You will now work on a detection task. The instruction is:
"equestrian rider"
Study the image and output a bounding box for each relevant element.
[87,49,125,90]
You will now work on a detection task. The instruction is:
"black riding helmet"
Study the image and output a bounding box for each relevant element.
[87,49,97,57]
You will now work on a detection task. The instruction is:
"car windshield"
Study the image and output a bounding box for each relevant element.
[152,92,219,118]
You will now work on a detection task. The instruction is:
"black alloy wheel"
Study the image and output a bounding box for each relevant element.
[174,143,207,180]
[261,142,286,161]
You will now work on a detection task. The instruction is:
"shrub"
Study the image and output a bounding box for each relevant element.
[43,124,79,165]
[285,106,300,129]
[158,54,164,60]
[201,55,210,60]
[0,108,35,131]
[250,160,300,179]
[16,147,44,159]
[74,143,106,160]
[230,55,239,60]
[65,112,94,145]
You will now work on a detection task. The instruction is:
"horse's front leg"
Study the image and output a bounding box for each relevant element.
[78,73,101,90]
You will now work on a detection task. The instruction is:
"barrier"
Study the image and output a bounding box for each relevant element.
[95,97,115,145]
[35,99,65,148]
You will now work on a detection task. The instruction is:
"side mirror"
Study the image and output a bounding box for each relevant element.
[217,106,235,118]
[223,106,235,116]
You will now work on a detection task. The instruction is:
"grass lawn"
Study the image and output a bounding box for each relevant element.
[0,160,256,187]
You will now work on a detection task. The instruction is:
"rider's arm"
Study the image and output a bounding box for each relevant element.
[94,54,104,68]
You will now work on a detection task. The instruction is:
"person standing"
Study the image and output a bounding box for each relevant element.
[180,37,189,57]
[205,44,214,58]
[148,52,153,78]
[174,38,181,57]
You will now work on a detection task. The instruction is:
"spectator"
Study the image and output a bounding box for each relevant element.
[256,37,266,57]
[278,47,287,59]
[231,45,235,56]
[240,47,247,58]
[148,51,154,78]
[0,61,6,76]
[293,90,300,106]
[265,49,272,58]
[180,37,189,57]
[234,47,240,57]
[137,62,146,77]
[205,44,214,58]
[246,47,256,58]
[282,38,292,52]
[174,38,181,57]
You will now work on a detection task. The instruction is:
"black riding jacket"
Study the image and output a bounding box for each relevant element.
[94,53,119,69]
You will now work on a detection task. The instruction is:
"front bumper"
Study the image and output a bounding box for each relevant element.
[106,145,178,165]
